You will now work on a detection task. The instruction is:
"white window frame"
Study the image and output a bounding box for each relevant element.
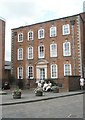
[62,24,70,35]
[28,66,34,79]
[50,43,57,57]
[18,48,23,60]
[17,66,23,79]
[18,33,23,42]
[63,42,71,56]
[28,31,33,40]
[51,64,58,78]
[38,29,44,39]
[28,46,33,59]
[38,45,45,58]
[64,64,72,76]
[50,26,57,37]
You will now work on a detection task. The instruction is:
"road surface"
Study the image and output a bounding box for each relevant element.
[2,94,83,118]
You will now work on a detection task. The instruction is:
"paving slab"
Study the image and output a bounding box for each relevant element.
[1,89,85,106]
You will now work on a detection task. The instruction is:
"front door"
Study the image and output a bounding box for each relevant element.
[36,65,47,80]
[40,68,45,80]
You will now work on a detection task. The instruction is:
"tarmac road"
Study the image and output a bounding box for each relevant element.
[2,94,83,118]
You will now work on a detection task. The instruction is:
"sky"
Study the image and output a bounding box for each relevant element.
[0,0,85,61]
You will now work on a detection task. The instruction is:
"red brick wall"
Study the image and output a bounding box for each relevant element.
[80,13,85,77]
[0,19,5,84]
[58,76,80,92]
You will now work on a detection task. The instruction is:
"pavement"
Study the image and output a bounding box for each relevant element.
[0,89,85,106]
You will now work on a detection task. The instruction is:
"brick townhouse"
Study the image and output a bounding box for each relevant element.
[0,18,5,87]
[11,12,85,90]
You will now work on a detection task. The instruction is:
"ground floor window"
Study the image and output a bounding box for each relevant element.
[51,64,58,78]
[28,66,34,79]
[17,66,23,79]
[64,64,72,76]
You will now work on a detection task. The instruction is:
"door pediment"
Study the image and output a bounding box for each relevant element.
[36,59,49,65]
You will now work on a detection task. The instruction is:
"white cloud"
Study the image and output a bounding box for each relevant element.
[0,0,84,61]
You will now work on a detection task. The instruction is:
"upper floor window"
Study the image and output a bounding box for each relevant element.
[51,64,58,78]
[50,43,57,57]
[38,45,45,58]
[63,42,71,56]
[64,64,72,76]
[18,33,23,42]
[28,66,34,79]
[18,48,23,60]
[28,31,33,40]
[38,29,44,39]
[50,27,57,37]
[28,46,33,59]
[62,24,70,35]
[17,66,23,79]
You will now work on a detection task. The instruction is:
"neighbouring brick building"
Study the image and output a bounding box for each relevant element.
[11,13,85,91]
[4,61,11,81]
[0,17,5,87]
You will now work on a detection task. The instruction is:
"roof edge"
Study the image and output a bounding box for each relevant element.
[0,16,6,22]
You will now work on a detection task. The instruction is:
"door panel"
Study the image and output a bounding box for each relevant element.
[36,66,47,80]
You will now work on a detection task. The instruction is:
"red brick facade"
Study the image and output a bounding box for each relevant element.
[0,18,5,86]
[80,13,85,77]
[11,13,85,89]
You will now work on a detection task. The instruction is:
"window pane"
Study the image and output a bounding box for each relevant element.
[28,66,33,78]
[28,47,33,59]
[63,42,71,56]
[50,44,57,57]
[51,64,58,78]
[64,64,71,76]
[63,24,70,35]
[28,31,33,40]
[50,27,56,37]
[18,67,23,79]
[38,29,44,39]
[18,33,23,42]
[38,45,44,58]
[18,48,23,60]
